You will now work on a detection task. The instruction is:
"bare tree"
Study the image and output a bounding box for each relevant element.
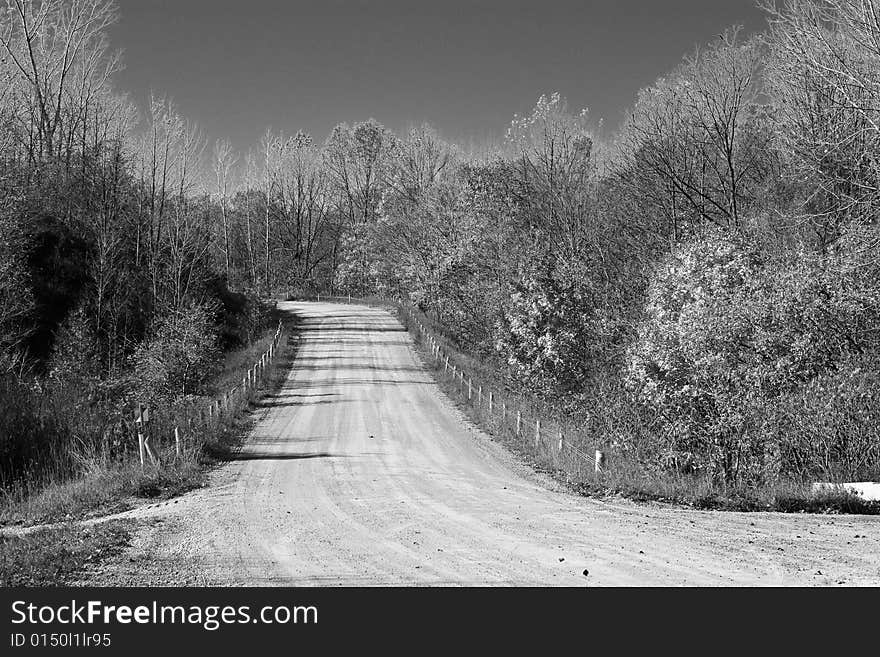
[0,0,119,163]
[213,138,238,284]
[762,0,880,249]
[618,29,773,235]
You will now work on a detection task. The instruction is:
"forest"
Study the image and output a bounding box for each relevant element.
[1,0,879,507]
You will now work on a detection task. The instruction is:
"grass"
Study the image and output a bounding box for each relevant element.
[397,304,880,516]
[0,520,132,586]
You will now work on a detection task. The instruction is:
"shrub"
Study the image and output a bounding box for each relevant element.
[132,303,221,405]
[767,354,880,482]
[499,253,625,392]
[625,231,880,483]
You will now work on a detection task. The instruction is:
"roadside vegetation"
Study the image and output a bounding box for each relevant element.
[399,304,880,514]
[0,315,292,527]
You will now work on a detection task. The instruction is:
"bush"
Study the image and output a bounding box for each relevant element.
[625,231,880,483]
[0,377,68,490]
[767,354,880,482]
[499,252,627,393]
[132,303,221,405]
[202,275,271,349]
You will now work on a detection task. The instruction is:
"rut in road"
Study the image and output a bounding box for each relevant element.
[85,301,880,586]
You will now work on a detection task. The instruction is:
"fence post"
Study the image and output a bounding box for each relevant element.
[135,405,145,470]
[595,450,606,473]
[558,430,564,453]
[488,391,493,414]
[174,426,181,458]
[445,355,449,372]
[535,419,541,446]
[516,410,521,436]
[468,378,472,400]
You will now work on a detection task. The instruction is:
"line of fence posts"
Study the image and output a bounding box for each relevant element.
[133,319,284,471]
[392,301,607,477]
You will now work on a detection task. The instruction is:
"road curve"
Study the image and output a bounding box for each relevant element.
[87,302,880,586]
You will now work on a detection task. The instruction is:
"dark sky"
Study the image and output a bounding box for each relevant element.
[111,0,768,152]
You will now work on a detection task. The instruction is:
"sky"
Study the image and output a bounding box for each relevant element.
[110,0,769,153]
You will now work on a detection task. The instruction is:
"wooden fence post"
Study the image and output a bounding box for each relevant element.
[174,426,181,458]
[595,450,606,473]
[516,410,521,436]
[135,404,158,468]
[468,378,472,400]
[558,430,564,452]
[535,419,541,446]
[135,405,145,470]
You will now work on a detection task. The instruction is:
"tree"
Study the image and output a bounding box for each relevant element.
[763,0,880,249]
[324,119,398,294]
[618,29,774,236]
[0,0,120,164]
[213,138,238,284]
[506,92,597,257]
[274,131,335,291]
[0,188,33,369]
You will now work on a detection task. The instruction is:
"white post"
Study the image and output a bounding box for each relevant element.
[488,391,493,414]
[595,450,606,473]
[174,426,181,458]
[516,411,521,436]
[558,430,564,452]
[135,405,145,470]
[535,419,541,446]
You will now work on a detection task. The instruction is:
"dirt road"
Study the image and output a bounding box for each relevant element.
[85,302,880,586]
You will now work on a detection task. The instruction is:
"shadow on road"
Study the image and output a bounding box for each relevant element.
[229,451,345,462]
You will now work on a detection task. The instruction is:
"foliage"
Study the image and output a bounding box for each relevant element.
[132,302,221,403]
[626,231,880,482]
